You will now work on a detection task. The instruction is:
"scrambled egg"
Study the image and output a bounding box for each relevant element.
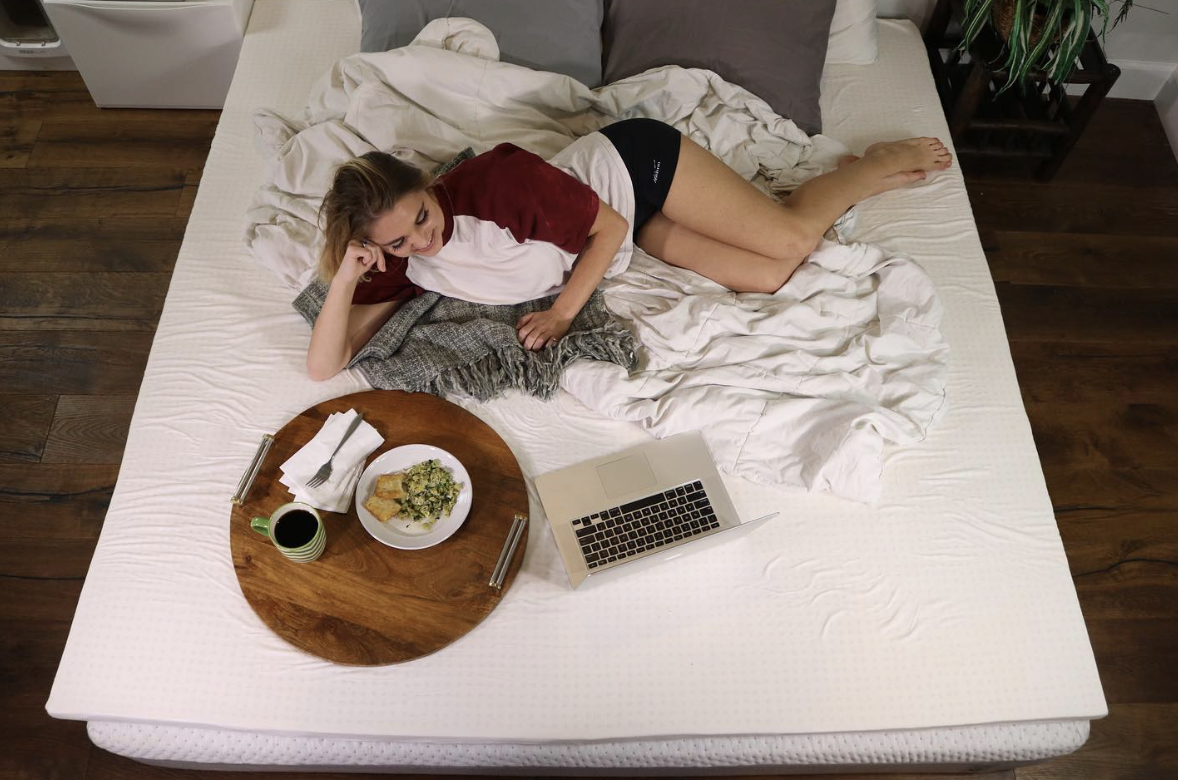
[398,459,463,527]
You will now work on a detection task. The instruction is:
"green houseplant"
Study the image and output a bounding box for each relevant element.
[959,0,1134,90]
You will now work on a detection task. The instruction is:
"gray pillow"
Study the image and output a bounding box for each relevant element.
[358,0,605,87]
[603,0,837,135]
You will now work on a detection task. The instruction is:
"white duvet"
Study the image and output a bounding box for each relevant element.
[246,18,948,502]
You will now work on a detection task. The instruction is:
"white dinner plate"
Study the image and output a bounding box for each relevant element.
[354,445,473,550]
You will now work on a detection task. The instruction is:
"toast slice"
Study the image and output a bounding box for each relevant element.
[375,473,406,499]
[364,495,401,522]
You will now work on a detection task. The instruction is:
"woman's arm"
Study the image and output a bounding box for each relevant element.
[516,200,629,351]
[307,241,400,381]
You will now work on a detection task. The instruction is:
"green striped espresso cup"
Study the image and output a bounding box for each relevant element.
[250,502,326,563]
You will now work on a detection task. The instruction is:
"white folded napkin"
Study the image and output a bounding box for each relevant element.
[279,409,384,513]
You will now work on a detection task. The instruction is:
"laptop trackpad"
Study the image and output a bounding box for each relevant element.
[597,454,658,499]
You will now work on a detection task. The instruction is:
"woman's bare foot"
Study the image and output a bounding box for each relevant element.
[845,137,951,195]
[835,150,930,194]
[864,137,952,174]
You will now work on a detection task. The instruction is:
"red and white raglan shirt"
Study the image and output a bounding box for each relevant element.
[405,132,636,305]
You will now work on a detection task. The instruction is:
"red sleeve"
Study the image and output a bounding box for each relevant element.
[441,143,600,254]
[349,257,425,305]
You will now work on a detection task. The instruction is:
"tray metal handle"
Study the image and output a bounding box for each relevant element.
[231,434,274,505]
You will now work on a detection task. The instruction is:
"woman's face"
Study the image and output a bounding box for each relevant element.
[365,188,444,259]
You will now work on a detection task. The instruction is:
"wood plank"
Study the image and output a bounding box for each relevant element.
[1042,466,1178,517]
[0,463,117,529]
[1016,704,1178,780]
[1056,504,1178,585]
[0,70,220,125]
[1072,558,1178,620]
[0,119,40,168]
[0,71,95,122]
[40,396,135,465]
[1051,99,1178,189]
[0,273,169,331]
[0,721,92,780]
[0,395,56,464]
[175,168,202,220]
[1026,399,1178,472]
[966,180,1178,237]
[0,575,85,620]
[0,619,94,780]
[0,332,154,395]
[0,168,185,223]
[984,231,1178,290]
[1008,342,1178,405]
[0,619,76,712]
[962,100,1178,189]
[0,235,182,274]
[27,118,218,169]
[0,537,102,581]
[1055,141,1178,190]
[995,284,1178,345]
[0,457,112,580]
[1084,618,1178,705]
[0,219,186,273]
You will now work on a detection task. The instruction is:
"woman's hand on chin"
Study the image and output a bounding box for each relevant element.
[516,308,572,351]
[337,239,386,285]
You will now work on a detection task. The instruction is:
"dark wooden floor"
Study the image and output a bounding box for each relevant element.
[1,71,1176,780]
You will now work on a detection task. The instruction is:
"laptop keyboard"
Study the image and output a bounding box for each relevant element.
[572,480,719,569]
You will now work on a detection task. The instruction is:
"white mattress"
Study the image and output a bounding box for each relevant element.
[50,0,1106,771]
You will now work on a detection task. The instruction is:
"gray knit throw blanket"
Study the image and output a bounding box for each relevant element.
[293,282,637,401]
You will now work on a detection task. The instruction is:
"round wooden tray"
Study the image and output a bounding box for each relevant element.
[230,391,528,666]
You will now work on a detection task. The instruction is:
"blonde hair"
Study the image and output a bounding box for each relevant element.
[317,151,432,282]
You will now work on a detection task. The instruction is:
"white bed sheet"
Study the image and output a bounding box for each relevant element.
[48,0,1105,766]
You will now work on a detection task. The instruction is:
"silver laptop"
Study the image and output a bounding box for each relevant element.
[535,431,776,589]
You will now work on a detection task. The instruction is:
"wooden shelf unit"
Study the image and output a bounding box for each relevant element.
[925,0,1121,180]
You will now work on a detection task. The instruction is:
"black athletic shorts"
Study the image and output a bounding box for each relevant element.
[599,118,681,237]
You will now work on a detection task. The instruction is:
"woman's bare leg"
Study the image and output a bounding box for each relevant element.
[660,135,952,265]
[636,212,796,294]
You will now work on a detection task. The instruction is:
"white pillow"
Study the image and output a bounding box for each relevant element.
[827,0,878,65]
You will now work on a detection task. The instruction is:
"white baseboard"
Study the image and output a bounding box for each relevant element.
[1109,60,1178,100]
[1064,59,1176,100]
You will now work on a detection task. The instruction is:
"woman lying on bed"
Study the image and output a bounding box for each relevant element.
[306,118,951,380]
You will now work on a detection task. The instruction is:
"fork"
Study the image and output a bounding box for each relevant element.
[305,413,364,488]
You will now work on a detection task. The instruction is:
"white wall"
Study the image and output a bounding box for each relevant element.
[1099,0,1178,100]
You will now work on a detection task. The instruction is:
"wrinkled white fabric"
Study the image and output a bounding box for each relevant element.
[245,18,947,501]
[567,243,948,502]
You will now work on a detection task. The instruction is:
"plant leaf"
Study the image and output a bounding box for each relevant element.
[1026,1,1064,79]
[960,0,995,51]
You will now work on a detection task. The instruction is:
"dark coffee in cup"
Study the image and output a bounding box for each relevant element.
[251,502,325,563]
[274,510,318,548]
